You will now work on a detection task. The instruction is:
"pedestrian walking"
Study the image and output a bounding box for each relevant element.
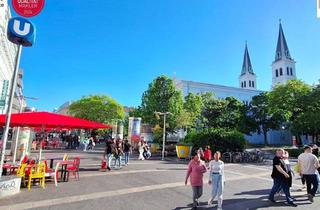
[268,148,297,206]
[297,145,319,202]
[283,151,293,191]
[114,139,123,168]
[197,147,205,161]
[143,141,151,159]
[104,138,114,171]
[204,145,212,162]
[185,152,207,210]
[138,140,145,160]
[123,139,132,165]
[208,151,224,210]
[312,144,319,158]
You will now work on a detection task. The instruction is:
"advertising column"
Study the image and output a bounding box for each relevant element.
[118,121,124,140]
[128,117,141,146]
[111,119,118,139]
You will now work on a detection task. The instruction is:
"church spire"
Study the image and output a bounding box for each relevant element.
[239,42,257,90]
[275,21,292,61]
[241,42,254,75]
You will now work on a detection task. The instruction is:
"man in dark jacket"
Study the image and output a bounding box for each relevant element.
[269,148,297,206]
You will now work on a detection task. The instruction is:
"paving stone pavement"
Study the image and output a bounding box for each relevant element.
[0,147,319,210]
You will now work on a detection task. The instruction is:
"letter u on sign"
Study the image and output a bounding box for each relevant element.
[7,17,36,47]
[13,20,31,36]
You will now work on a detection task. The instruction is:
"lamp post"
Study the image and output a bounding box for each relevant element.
[154,111,172,160]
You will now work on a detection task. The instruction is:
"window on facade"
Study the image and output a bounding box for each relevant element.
[280,68,283,76]
[244,81,246,87]
[249,80,251,87]
[241,82,243,88]
[252,81,254,87]
[287,67,289,75]
[290,68,293,75]
[276,69,279,77]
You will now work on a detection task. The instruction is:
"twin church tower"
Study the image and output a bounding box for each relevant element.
[239,22,297,90]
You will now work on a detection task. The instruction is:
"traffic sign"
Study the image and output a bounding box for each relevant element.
[12,0,45,17]
[7,17,36,46]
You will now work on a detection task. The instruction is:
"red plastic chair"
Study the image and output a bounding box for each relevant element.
[43,160,54,173]
[25,159,35,176]
[21,155,28,164]
[66,157,80,181]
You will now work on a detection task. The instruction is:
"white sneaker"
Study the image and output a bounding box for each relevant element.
[208,198,214,206]
[217,207,223,210]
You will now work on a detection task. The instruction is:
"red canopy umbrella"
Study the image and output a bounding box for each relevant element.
[0,112,112,160]
[0,111,111,129]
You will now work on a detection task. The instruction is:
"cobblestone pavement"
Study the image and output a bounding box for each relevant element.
[0,147,319,210]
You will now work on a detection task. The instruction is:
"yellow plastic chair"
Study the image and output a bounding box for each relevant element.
[62,153,69,161]
[28,162,46,191]
[16,163,28,187]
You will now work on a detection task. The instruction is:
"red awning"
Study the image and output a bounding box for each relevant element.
[0,112,111,129]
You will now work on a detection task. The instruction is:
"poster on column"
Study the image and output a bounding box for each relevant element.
[17,127,31,160]
[128,117,141,142]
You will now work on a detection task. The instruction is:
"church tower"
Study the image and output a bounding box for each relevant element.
[239,42,257,90]
[272,21,296,87]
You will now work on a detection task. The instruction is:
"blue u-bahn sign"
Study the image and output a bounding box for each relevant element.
[7,17,36,47]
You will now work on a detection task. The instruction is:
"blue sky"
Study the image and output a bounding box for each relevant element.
[9,0,320,111]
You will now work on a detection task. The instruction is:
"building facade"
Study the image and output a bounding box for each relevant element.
[0,1,23,114]
[175,23,296,145]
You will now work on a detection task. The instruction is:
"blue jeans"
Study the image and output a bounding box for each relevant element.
[106,153,113,167]
[114,156,121,167]
[210,174,224,208]
[124,152,130,164]
[269,178,293,203]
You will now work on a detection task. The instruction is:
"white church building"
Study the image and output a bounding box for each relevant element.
[175,23,296,145]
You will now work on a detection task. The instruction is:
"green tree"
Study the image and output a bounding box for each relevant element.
[140,75,184,131]
[268,80,311,144]
[68,95,125,124]
[291,84,320,143]
[201,96,245,131]
[179,93,203,129]
[249,93,284,145]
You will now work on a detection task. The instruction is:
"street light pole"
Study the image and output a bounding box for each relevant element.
[155,111,172,161]
[162,114,166,161]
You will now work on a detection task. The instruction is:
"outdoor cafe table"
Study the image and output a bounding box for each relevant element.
[58,160,73,182]
[45,155,63,169]
[2,163,19,175]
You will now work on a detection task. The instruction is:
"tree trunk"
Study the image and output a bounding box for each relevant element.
[263,130,268,146]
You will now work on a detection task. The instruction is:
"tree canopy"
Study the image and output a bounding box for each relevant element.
[140,75,184,131]
[68,95,125,124]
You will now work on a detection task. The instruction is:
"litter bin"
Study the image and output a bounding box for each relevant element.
[176,144,193,159]
[150,143,159,154]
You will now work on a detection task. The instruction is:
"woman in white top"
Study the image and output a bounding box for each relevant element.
[208,151,225,210]
[138,140,145,160]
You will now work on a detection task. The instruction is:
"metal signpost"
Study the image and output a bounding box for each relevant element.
[154,112,172,161]
[0,15,36,179]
